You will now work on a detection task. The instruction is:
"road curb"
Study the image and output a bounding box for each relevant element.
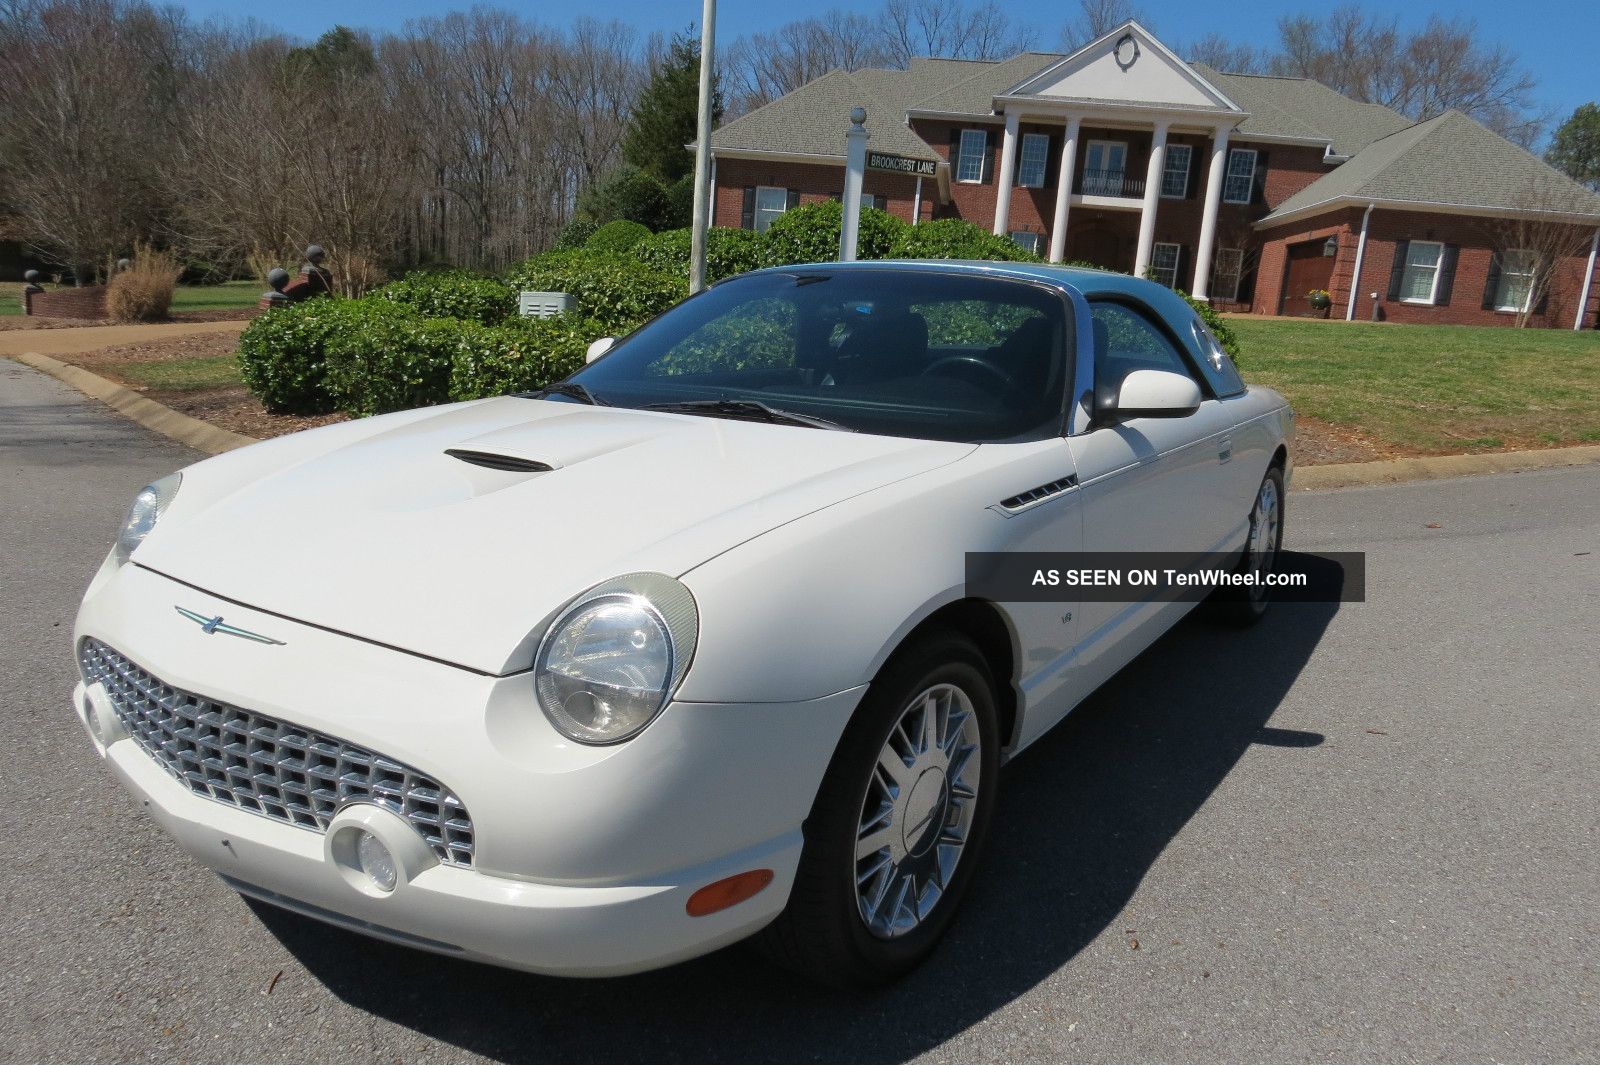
[1293,443,1600,490]
[6,351,259,455]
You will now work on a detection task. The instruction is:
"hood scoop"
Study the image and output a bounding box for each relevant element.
[445,448,554,473]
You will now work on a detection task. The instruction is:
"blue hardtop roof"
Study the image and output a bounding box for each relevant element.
[740,259,1197,319]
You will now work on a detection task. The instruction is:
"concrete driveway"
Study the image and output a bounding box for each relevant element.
[2,361,1595,1064]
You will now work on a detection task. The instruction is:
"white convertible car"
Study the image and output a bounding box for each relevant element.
[72,261,1291,985]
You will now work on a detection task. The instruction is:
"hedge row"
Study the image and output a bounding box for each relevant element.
[237,298,600,416]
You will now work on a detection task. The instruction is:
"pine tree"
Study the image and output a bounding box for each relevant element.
[622,33,722,185]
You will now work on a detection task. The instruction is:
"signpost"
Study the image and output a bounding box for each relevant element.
[867,151,937,178]
[840,108,869,263]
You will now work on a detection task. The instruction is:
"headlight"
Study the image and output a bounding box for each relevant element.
[534,573,698,745]
[113,472,182,565]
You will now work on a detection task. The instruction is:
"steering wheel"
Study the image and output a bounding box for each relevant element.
[920,355,1016,392]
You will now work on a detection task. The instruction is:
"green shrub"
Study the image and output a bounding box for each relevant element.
[448,314,603,401]
[237,297,393,414]
[632,226,766,283]
[320,299,461,416]
[552,217,599,250]
[886,218,1042,262]
[577,166,675,231]
[585,219,652,255]
[504,250,685,335]
[1179,290,1242,360]
[763,200,907,266]
[376,268,515,325]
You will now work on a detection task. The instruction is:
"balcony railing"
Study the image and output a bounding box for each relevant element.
[1076,170,1144,198]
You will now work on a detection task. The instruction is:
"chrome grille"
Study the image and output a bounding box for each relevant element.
[79,638,475,867]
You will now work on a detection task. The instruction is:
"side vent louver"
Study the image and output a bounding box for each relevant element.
[445,449,554,473]
[998,475,1078,513]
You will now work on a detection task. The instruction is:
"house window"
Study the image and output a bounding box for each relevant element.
[1010,231,1043,255]
[1083,140,1128,196]
[956,129,988,183]
[1399,240,1444,304]
[1212,248,1244,301]
[1161,144,1192,198]
[1150,242,1182,288]
[1223,148,1257,204]
[1017,133,1050,188]
[1494,249,1539,312]
[754,186,789,233]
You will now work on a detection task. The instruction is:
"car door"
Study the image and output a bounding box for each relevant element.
[1062,298,1240,689]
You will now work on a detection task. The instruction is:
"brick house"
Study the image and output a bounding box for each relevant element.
[706,21,1600,329]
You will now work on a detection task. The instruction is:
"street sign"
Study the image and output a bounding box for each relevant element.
[867,151,937,178]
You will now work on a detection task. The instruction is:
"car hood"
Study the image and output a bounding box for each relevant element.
[137,397,974,674]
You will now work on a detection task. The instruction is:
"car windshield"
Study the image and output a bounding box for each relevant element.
[561,268,1073,443]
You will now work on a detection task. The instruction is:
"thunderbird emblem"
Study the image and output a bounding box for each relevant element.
[174,606,285,645]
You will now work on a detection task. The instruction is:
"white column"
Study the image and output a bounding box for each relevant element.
[912,175,923,225]
[1190,125,1230,299]
[1048,116,1081,263]
[1132,121,1169,278]
[992,111,1021,236]
[839,107,869,262]
[1576,227,1600,331]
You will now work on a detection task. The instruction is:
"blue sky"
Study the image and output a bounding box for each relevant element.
[178,0,1596,132]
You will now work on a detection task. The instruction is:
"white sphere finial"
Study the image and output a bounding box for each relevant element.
[850,106,866,126]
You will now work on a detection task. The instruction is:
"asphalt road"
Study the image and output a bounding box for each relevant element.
[2,360,1596,1065]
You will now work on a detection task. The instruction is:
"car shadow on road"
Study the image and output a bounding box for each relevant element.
[250,558,1342,1064]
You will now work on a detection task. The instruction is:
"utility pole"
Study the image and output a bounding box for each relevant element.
[689,0,717,293]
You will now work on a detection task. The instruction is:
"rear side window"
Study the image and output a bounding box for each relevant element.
[1087,301,1197,393]
[1189,317,1246,396]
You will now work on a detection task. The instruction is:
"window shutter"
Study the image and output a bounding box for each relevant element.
[1176,245,1190,291]
[786,189,800,211]
[1251,150,1270,205]
[1436,244,1459,306]
[1481,251,1502,310]
[1045,135,1060,187]
[1387,240,1410,301]
[1534,268,1550,315]
[740,187,755,230]
[949,127,961,168]
[980,131,994,184]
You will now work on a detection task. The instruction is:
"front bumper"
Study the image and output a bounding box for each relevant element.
[73,562,862,976]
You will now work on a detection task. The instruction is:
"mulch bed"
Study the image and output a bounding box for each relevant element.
[0,308,258,331]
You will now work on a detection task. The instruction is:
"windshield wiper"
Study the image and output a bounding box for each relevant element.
[529,381,608,406]
[644,398,854,432]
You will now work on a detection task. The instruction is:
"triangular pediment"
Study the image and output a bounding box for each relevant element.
[1007,22,1241,112]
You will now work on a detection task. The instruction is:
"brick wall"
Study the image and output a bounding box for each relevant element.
[1258,208,1600,328]
[23,285,108,319]
[712,158,928,228]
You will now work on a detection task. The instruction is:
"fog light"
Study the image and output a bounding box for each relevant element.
[355,830,398,893]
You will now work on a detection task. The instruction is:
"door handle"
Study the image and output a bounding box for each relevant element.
[1218,436,1233,463]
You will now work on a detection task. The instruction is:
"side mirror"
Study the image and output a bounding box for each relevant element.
[585,337,616,363]
[1099,369,1202,419]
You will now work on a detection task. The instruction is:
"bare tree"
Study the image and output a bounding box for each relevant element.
[1058,0,1147,52]
[876,0,1032,69]
[1182,32,1268,74]
[724,11,886,115]
[1484,179,1600,327]
[1273,7,1540,145]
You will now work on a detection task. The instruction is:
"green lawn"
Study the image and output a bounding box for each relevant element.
[1232,318,1600,453]
[111,355,242,391]
[0,280,259,317]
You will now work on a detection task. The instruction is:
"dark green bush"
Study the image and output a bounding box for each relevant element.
[632,226,766,283]
[376,268,515,325]
[448,314,603,401]
[576,165,675,231]
[504,250,685,335]
[320,300,461,416]
[552,217,599,250]
[886,218,1042,262]
[585,219,652,255]
[237,298,387,415]
[763,200,907,266]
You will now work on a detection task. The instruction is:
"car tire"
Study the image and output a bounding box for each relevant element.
[1212,464,1286,626]
[757,630,1001,987]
